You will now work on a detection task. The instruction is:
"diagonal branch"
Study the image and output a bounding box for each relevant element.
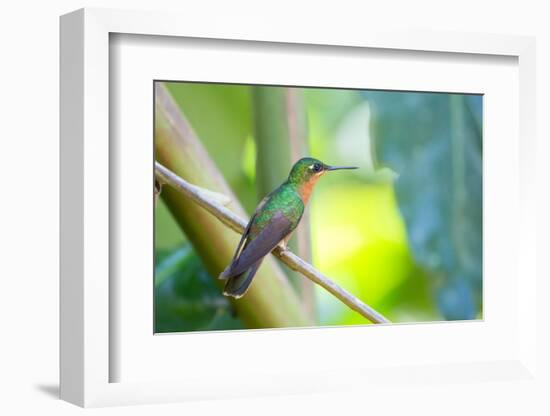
[155,161,390,325]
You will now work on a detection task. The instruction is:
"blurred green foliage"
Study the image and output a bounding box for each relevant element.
[155,82,482,332]
[155,244,243,332]
[365,92,482,320]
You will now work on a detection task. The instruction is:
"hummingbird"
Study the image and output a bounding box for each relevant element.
[220,157,358,298]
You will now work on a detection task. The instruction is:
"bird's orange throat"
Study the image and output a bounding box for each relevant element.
[297,173,324,204]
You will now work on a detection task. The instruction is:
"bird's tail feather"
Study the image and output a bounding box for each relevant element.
[223,259,263,299]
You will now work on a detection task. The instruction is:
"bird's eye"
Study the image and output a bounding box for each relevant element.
[313,163,322,172]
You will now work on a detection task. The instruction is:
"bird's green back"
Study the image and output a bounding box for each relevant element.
[249,182,304,239]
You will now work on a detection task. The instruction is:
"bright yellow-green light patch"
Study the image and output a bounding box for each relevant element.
[241,134,256,182]
[310,182,414,325]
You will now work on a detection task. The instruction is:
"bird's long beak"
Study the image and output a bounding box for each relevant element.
[325,165,358,171]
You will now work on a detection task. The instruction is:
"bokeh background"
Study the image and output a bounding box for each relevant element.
[154,82,482,332]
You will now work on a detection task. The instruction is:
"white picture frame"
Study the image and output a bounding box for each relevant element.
[60,7,538,408]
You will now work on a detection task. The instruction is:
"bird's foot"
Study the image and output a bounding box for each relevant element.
[278,241,289,253]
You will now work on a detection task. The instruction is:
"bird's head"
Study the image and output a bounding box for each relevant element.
[288,157,358,203]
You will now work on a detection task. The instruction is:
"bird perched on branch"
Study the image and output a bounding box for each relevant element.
[220,157,357,298]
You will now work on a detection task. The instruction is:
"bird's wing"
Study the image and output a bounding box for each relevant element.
[229,213,254,265]
[223,211,293,278]
[232,194,272,261]
[219,195,270,280]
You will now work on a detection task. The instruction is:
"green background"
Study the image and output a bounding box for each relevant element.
[155,82,483,332]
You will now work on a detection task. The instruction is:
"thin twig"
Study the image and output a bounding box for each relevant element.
[155,161,390,324]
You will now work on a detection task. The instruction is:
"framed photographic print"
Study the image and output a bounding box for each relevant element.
[152,80,482,332]
[60,7,538,408]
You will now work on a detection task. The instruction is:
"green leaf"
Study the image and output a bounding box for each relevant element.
[155,244,244,333]
[365,92,483,320]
